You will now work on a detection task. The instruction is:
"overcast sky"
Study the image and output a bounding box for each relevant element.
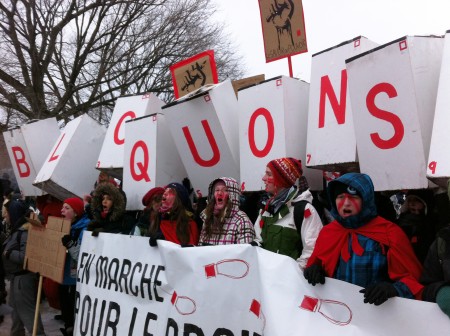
[213,0,450,82]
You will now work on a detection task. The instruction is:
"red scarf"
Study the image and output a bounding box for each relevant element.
[307,216,423,297]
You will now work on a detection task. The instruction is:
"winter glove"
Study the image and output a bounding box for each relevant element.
[303,264,326,286]
[61,235,75,248]
[360,282,398,305]
[436,286,450,318]
[180,244,194,248]
[249,241,259,247]
[149,232,165,247]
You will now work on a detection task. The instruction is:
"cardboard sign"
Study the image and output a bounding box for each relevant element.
[161,80,239,196]
[170,50,219,99]
[123,114,187,210]
[97,93,164,178]
[258,0,307,63]
[306,37,379,172]
[346,36,444,190]
[238,76,322,191]
[427,30,450,187]
[3,118,60,196]
[25,214,71,283]
[232,74,266,97]
[34,114,106,200]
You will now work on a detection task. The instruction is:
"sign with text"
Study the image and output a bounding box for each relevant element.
[34,114,106,200]
[162,80,240,196]
[258,0,307,63]
[170,50,219,99]
[427,30,450,187]
[346,36,444,190]
[75,234,450,335]
[238,76,322,192]
[97,93,164,178]
[123,114,187,210]
[306,36,379,172]
[3,118,60,196]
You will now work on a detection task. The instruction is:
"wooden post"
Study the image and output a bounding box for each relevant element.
[32,274,43,336]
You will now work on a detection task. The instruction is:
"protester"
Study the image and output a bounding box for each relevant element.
[304,173,423,306]
[2,198,46,336]
[199,177,255,245]
[253,157,323,271]
[87,182,134,235]
[131,187,164,236]
[60,197,90,336]
[148,182,199,247]
[420,179,450,319]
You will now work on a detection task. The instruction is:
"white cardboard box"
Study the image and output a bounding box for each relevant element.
[161,80,240,196]
[238,76,322,192]
[3,118,60,196]
[306,36,379,172]
[346,35,444,190]
[33,115,106,200]
[122,114,187,210]
[427,30,450,187]
[97,93,164,178]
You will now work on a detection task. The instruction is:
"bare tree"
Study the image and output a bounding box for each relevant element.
[0,0,245,129]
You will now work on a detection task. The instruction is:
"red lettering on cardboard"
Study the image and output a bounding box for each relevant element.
[366,83,404,150]
[49,133,66,162]
[182,120,220,167]
[11,146,30,177]
[319,70,347,128]
[248,108,274,158]
[114,111,136,145]
[130,140,151,182]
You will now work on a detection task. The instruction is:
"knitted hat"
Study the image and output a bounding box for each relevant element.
[142,187,165,207]
[63,197,84,217]
[166,182,192,210]
[267,157,302,188]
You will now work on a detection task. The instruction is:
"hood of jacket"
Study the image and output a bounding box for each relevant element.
[91,183,125,222]
[327,173,377,229]
[207,177,241,214]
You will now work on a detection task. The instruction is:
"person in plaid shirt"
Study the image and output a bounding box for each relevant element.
[199,177,255,245]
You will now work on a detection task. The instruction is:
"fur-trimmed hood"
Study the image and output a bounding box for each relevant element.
[91,183,125,222]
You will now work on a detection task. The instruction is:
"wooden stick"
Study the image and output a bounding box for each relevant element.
[32,274,43,336]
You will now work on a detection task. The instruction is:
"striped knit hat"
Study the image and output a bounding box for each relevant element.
[267,157,302,188]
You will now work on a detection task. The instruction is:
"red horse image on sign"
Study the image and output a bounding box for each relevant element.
[170,50,219,99]
[258,0,308,63]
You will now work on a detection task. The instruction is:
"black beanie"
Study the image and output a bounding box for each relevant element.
[332,181,360,200]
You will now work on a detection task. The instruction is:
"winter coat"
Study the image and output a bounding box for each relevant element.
[2,221,29,278]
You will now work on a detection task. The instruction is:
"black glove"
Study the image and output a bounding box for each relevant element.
[0,289,6,304]
[180,244,194,248]
[149,232,165,247]
[304,264,326,286]
[360,282,398,305]
[249,241,259,247]
[61,235,75,248]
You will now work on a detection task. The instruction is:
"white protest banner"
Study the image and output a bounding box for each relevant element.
[34,114,106,200]
[123,114,187,210]
[3,118,60,196]
[76,234,450,335]
[346,36,444,190]
[161,80,240,196]
[97,93,164,178]
[238,75,322,192]
[428,30,450,187]
[306,36,379,172]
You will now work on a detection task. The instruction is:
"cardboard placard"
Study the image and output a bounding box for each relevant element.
[123,114,187,210]
[97,93,164,178]
[24,214,71,283]
[34,115,106,200]
[258,0,307,63]
[346,36,444,190]
[232,74,266,97]
[306,37,379,172]
[427,30,450,186]
[162,80,239,196]
[3,118,60,196]
[170,50,218,99]
[238,76,322,191]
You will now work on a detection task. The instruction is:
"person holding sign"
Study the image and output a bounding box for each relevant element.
[199,177,255,245]
[2,198,46,336]
[304,173,423,306]
[253,157,323,271]
[60,197,90,336]
[149,182,199,247]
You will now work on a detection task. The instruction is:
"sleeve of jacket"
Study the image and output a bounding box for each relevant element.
[421,239,448,302]
[252,213,263,247]
[297,204,323,271]
[236,212,256,244]
[8,230,27,266]
[67,227,88,262]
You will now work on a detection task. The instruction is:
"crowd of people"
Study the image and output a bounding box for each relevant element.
[0,158,450,335]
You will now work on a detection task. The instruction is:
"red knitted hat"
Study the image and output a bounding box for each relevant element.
[63,197,84,217]
[142,187,165,207]
[267,157,302,188]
